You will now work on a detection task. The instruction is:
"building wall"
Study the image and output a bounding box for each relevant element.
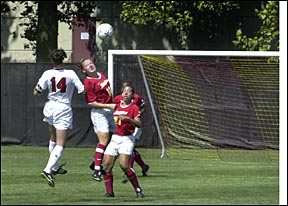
[1,1,263,63]
[1,2,73,63]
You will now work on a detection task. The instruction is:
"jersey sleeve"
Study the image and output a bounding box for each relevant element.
[132,105,141,119]
[113,95,122,104]
[134,93,145,109]
[72,71,84,94]
[35,71,49,93]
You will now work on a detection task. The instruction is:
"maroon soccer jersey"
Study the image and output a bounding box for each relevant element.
[84,72,112,104]
[113,103,141,136]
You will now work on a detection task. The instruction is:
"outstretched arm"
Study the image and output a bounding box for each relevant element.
[89,102,117,110]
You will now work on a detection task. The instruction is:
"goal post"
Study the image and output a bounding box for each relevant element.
[108,50,280,160]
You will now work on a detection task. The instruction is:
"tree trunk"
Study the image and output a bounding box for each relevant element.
[36,1,58,62]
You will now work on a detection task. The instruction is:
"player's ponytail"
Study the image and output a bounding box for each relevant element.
[50,49,67,66]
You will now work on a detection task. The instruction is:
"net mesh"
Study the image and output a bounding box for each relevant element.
[112,54,279,162]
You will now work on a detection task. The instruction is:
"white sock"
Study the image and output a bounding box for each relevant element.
[49,140,58,170]
[44,145,64,173]
[49,140,56,153]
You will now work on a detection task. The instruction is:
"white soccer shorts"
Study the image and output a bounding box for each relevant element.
[90,108,116,133]
[43,101,72,130]
[104,134,135,156]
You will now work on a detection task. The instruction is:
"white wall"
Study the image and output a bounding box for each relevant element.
[1,2,72,63]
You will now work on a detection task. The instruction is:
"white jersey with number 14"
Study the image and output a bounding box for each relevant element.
[36,68,84,106]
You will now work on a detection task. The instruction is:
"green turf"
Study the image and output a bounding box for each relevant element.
[1,146,279,205]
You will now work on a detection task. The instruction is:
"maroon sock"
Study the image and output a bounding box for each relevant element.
[129,151,136,168]
[103,173,114,194]
[134,149,146,169]
[126,168,140,190]
[94,143,106,172]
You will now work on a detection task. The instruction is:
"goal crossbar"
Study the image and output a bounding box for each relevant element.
[108,50,279,93]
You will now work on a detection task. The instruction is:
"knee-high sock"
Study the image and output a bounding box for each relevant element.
[126,168,140,190]
[49,140,56,153]
[134,149,146,169]
[94,143,106,171]
[49,140,59,170]
[129,150,136,168]
[44,145,64,173]
[103,173,114,194]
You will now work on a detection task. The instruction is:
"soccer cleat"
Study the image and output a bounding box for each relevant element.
[89,161,94,171]
[91,170,102,182]
[41,171,55,187]
[142,165,150,176]
[135,188,144,198]
[100,166,107,175]
[104,192,115,197]
[51,163,67,175]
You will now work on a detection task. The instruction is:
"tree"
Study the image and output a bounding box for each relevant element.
[1,1,99,62]
[36,1,58,62]
[2,1,280,61]
[120,1,279,51]
[120,1,239,31]
[120,1,240,48]
[233,1,279,51]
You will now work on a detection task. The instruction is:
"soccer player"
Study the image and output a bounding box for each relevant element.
[102,84,144,198]
[77,58,116,182]
[89,81,150,178]
[34,49,85,187]
[113,82,149,177]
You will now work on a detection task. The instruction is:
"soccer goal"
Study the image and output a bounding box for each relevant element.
[108,50,280,161]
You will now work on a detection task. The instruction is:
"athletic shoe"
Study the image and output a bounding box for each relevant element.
[142,165,149,176]
[89,161,94,171]
[92,170,102,182]
[89,161,107,173]
[104,192,115,197]
[51,163,67,175]
[101,166,107,175]
[41,171,55,187]
[135,188,144,198]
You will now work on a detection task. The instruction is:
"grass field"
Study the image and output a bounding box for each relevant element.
[1,146,279,205]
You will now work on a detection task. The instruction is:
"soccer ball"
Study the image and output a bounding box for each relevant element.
[96,23,113,40]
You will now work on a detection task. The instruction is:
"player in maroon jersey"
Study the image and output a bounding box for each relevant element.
[89,81,150,178]
[102,85,144,198]
[78,58,117,182]
[114,82,149,178]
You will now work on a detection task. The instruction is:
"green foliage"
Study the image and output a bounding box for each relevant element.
[120,1,239,32]
[233,1,279,51]
[1,1,280,58]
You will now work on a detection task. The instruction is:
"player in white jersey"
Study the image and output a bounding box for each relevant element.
[34,49,85,187]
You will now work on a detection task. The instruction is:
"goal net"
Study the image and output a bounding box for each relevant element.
[108,50,279,162]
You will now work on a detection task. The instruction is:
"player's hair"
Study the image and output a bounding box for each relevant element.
[122,84,135,100]
[76,57,92,73]
[50,49,67,66]
[121,81,132,92]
